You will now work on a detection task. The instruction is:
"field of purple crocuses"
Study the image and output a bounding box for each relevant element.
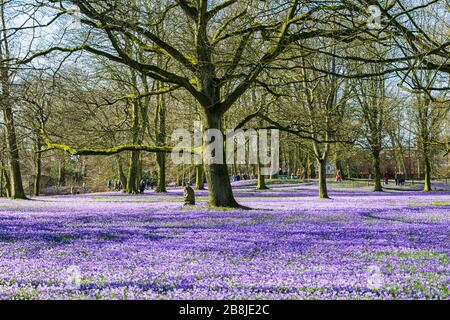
[0,181,448,300]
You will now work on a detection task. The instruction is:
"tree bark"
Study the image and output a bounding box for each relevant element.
[204,163,238,207]
[418,96,433,193]
[2,123,25,199]
[116,156,127,190]
[33,138,42,196]
[156,152,167,192]
[256,163,269,190]
[318,158,329,199]
[126,151,140,194]
[256,120,268,190]
[58,159,66,187]
[423,151,431,192]
[203,112,239,207]
[334,153,346,180]
[176,170,183,186]
[372,149,383,192]
[308,154,316,179]
[1,86,26,199]
[155,82,167,193]
[0,5,26,200]
[195,165,205,190]
[126,95,141,194]
[0,167,3,197]
[3,169,11,198]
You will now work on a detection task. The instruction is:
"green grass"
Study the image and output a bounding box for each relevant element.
[431,201,450,206]
[100,233,124,240]
[52,235,78,243]
[267,179,303,184]
[247,214,273,225]
[408,201,450,207]
[376,249,448,262]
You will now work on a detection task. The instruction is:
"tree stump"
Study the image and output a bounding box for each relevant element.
[183,185,195,205]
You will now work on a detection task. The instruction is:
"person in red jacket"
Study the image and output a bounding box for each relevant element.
[383,172,389,185]
[336,170,342,183]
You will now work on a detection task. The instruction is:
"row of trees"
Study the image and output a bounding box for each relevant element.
[1,0,449,206]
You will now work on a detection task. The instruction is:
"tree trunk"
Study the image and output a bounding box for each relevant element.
[137,157,143,187]
[3,169,11,198]
[33,138,42,196]
[0,167,3,197]
[0,5,26,200]
[58,160,66,187]
[203,112,239,207]
[156,152,167,192]
[176,169,183,186]
[318,159,329,199]
[195,165,205,190]
[116,156,127,190]
[308,154,316,179]
[334,154,346,180]
[256,163,269,190]
[126,95,141,194]
[256,122,268,190]
[389,132,404,175]
[423,153,431,192]
[80,160,87,178]
[126,151,140,193]
[204,163,239,207]
[417,157,421,181]
[4,133,26,199]
[1,97,26,199]
[154,82,167,193]
[346,162,351,179]
[372,150,383,192]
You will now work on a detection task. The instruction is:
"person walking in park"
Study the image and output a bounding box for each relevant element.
[278,168,284,176]
[399,173,405,186]
[384,172,389,185]
[139,180,146,194]
[336,170,342,183]
[82,182,88,193]
[395,172,399,186]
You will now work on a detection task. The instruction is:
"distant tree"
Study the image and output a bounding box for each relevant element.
[352,59,387,192]
[0,1,26,199]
